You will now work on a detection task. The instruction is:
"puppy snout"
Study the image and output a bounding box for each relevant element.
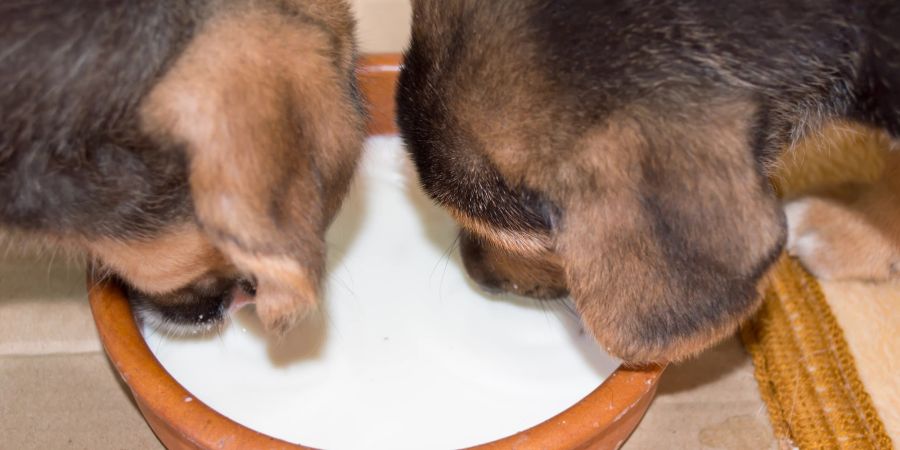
[126,274,256,334]
[461,262,508,295]
[472,277,507,295]
[459,231,569,300]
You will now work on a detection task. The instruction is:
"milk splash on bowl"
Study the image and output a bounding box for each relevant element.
[144,137,618,450]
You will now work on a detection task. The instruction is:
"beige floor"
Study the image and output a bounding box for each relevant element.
[351,0,412,54]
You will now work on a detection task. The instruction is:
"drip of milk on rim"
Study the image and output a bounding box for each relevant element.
[145,137,618,450]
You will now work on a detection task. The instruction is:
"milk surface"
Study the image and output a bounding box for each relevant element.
[145,137,618,449]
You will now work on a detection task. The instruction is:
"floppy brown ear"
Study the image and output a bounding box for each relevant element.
[555,99,785,364]
[141,11,364,332]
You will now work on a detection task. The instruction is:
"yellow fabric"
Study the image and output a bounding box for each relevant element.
[741,123,895,449]
[742,256,893,450]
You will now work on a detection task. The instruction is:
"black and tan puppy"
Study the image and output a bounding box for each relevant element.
[1,0,365,334]
[396,0,899,363]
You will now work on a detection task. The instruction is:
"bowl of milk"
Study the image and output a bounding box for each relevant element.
[89,137,663,450]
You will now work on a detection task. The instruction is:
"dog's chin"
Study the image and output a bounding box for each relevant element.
[135,304,230,337]
[457,230,569,301]
[472,279,569,301]
[125,277,257,337]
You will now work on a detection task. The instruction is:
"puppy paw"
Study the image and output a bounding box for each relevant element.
[785,197,900,282]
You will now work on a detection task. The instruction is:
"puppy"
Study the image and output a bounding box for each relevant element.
[396,0,899,363]
[0,1,365,334]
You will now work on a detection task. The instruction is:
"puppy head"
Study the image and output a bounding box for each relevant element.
[397,20,785,362]
[95,3,363,334]
[85,224,252,333]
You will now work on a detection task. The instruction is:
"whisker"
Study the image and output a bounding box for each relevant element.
[437,233,461,303]
[328,268,357,299]
[45,245,60,281]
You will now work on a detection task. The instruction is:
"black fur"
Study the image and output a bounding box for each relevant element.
[400,0,898,175]
[529,0,892,156]
[397,99,555,236]
[0,1,203,238]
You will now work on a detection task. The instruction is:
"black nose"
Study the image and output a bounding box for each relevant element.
[459,231,503,291]
[473,278,506,295]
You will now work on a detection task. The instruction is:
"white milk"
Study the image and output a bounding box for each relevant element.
[145,137,618,450]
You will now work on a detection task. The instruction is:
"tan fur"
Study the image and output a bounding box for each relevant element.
[447,207,552,256]
[86,225,230,295]
[436,52,785,362]
[786,147,900,281]
[441,40,781,356]
[140,3,364,332]
[561,102,783,363]
[222,245,318,333]
[449,96,784,362]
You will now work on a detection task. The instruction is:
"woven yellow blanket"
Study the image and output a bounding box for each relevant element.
[743,256,893,449]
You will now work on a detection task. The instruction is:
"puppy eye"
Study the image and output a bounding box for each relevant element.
[518,190,559,232]
[538,198,561,230]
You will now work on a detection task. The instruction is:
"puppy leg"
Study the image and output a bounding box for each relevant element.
[786,151,900,281]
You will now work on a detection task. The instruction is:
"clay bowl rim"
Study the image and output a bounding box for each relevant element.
[89,277,664,449]
[89,53,665,449]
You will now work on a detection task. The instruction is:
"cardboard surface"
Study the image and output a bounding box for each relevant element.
[1,353,162,450]
[627,339,775,450]
[0,252,98,356]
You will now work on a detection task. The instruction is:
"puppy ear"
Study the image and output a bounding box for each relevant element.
[555,100,785,363]
[141,12,363,332]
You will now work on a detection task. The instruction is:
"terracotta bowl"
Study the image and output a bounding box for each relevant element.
[88,54,665,450]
